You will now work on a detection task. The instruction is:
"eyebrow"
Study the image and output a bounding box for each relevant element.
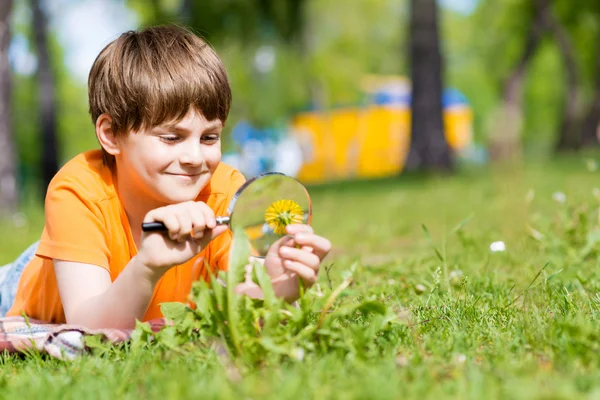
[160,120,223,132]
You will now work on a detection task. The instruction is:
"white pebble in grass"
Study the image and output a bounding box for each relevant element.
[489,241,506,252]
[552,191,566,204]
[291,348,305,362]
[454,353,467,364]
[414,284,426,295]
[449,269,463,287]
[396,354,409,367]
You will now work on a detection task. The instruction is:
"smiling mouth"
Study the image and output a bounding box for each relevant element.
[167,172,203,177]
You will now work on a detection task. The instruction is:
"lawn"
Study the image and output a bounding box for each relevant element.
[2,154,600,399]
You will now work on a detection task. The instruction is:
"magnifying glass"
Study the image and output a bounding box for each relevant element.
[141,172,312,257]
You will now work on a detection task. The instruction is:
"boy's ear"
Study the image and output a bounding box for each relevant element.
[96,114,120,155]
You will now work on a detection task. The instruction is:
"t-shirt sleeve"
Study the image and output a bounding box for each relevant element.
[210,169,246,272]
[36,177,111,270]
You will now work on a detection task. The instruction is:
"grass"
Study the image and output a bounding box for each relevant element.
[2,153,600,399]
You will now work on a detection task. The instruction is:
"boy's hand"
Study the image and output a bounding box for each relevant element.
[264,224,331,298]
[137,201,228,271]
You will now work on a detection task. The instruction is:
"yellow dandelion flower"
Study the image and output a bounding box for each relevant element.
[264,199,304,235]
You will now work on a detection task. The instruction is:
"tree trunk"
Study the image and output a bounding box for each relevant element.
[488,9,545,163]
[0,0,18,215]
[537,0,582,151]
[580,39,600,147]
[406,0,451,171]
[31,0,59,198]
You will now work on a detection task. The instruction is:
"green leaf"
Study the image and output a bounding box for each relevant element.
[580,228,600,258]
[225,227,252,356]
[228,227,252,287]
[156,326,181,350]
[451,213,474,234]
[160,302,190,323]
[546,268,564,282]
[130,320,155,350]
[253,260,277,308]
[422,224,444,262]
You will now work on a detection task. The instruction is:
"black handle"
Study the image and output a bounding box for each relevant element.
[141,216,230,232]
[141,222,167,232]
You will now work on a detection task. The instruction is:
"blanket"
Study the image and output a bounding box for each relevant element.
[0,316,166,360]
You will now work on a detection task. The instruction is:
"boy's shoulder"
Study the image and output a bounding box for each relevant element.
[202,162,246,196]
[48,149,115,203]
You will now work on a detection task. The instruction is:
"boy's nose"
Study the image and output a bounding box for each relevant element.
[179,143,204,166]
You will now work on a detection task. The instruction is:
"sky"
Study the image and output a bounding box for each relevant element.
[9,0,479,82]
[439,0,479,16]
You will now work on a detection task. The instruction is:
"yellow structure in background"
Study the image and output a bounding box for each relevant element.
[290,76,473,184]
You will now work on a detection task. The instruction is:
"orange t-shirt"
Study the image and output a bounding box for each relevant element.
[7,150,245,323]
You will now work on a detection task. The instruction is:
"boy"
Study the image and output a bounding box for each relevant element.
[4,25,331,329]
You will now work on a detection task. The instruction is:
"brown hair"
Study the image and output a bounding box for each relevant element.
[88,25,232,168]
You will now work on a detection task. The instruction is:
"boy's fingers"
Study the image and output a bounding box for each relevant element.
[160,214,181,241]
[195,224,228,246]
[283,260,317,285]
[269,234,294,252]
[188,206,207,238]
[285,224,313,235]
[280,246,320,271]
[210,224,228,240]
[196,202,216,229]
[293,233,332,260]
[174,212,192,242]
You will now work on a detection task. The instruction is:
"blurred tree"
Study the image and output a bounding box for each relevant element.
[0,0,18,215]
[487,1,540,162]
[479,0,583,158]
[538,0,581,151]
[407,0,452,171]
[562,1,600,148]
[31,0,59,197]
[128,0,306,45]
[184,0,305,45]
[581,41,600,147]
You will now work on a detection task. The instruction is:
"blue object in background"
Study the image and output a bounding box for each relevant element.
[442,88,470,108]
[371,86,469,108]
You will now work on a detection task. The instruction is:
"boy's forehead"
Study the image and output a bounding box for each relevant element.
[157,112,223,130]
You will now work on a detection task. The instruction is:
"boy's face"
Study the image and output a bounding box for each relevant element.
[115,109,223,206]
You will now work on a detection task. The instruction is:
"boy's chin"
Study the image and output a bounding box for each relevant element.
[162,190,203,204]
[154,175,212,203]
[155,185,204,204]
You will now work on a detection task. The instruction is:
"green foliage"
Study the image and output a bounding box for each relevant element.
[138,227,399,368]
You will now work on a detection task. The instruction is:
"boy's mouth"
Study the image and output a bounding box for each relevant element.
[166,172,203,177]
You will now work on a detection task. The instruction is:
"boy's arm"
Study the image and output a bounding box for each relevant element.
[54,256,161,329]
[53,201,227,329]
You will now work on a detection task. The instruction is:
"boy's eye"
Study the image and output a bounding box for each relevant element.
[202,135,220,144]
[160,135,180,143]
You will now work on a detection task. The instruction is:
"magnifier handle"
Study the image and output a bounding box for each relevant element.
[141,216,230,232]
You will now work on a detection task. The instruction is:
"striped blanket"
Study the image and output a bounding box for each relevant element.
[0,316,166,360]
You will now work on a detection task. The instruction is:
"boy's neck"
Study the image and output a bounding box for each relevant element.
[112,168,165,248]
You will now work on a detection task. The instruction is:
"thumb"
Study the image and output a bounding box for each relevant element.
[208,224,229,241]
[195,224,229,249]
